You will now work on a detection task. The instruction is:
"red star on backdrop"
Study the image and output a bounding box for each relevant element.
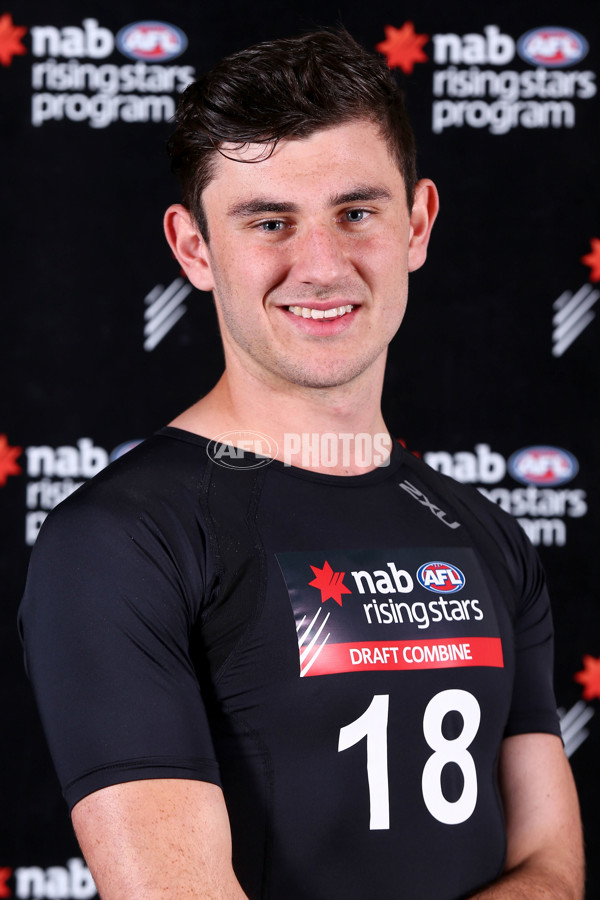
[375,22,429,74]
[581,237,600,282]
[0,13,27,67]
[0,867,12,899]
[0,434,22,486]
[574,655,600,701]
[309,561,352,607]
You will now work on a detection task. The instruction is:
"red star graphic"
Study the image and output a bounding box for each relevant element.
[574,655,600,701]
[375,22,429,74]
[0,12,27,67]
[0,434,22,486]
[309,561,352,607]
[581,237,600,282]
[0,867,12,899]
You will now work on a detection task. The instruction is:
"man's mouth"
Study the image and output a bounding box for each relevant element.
[287,304,354,320]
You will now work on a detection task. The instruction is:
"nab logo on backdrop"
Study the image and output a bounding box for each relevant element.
[376,20,596,135]
[0,857,96,899]
[1,432,141,544]
[5,16,196,127]
[424,443,586,547]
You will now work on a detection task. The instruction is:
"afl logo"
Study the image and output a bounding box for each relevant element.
[116,21,188,61]
[206,430,277,470]
[517,27,588,68]
[417,562,465,594]
[508,446,579,486]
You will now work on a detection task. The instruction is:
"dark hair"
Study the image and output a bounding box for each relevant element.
[168,28,417,239]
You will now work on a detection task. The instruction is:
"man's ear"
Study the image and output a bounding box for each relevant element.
[407,179,439,273]
[163,204,215,292]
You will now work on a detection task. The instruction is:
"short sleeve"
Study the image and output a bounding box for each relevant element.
[18,479,221,811]
[497,516,561,739]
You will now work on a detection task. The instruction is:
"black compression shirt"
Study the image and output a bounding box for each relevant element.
[19,428,560,900]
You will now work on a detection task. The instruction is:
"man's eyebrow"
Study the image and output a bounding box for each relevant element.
[227,199,300,218]
[329,186,393,206]
[227,187,393,219]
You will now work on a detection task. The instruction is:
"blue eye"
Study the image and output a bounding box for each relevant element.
[345,209,369,222]
[258,220,284,231]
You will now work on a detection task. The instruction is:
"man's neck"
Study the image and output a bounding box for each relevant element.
[169,365,392,475]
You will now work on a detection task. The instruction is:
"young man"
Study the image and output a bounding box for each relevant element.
[20,29,583,899]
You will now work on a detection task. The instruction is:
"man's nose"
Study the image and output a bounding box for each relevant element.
[291,224,353,285]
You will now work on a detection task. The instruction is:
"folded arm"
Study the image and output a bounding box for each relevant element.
[466,732,584,899]
[72,778,249,900]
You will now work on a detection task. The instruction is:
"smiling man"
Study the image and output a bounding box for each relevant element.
[163,118,435,452]
[20,29,583,900]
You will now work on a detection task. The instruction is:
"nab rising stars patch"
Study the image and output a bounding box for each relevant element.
[276,548,503,677]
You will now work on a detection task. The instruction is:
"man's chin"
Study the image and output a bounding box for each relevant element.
[267,358,381,391]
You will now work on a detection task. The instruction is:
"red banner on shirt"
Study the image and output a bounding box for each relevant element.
[300,637,503,677]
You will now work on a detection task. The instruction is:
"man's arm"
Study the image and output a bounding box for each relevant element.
[71,779,249,900]
[467,733,584,899]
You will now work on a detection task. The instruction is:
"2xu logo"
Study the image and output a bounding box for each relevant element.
[417,562,466,594]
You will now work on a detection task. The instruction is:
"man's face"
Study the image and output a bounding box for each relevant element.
[180,120,436,391]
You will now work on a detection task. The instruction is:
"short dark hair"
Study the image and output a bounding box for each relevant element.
[168,28,417,239]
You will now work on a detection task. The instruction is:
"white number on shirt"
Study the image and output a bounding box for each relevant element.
[338,689,481,829]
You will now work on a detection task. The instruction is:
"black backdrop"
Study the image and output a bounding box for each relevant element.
[2,1,599,897]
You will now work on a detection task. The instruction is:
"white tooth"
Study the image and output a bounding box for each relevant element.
[289,303,354,319]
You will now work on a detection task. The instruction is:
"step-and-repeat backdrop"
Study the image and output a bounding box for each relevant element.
[2,1,599,896]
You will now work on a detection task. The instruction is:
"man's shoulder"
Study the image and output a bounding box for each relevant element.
[36,428,209,543]
[398,448,539,592]
[399,448,519,532]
